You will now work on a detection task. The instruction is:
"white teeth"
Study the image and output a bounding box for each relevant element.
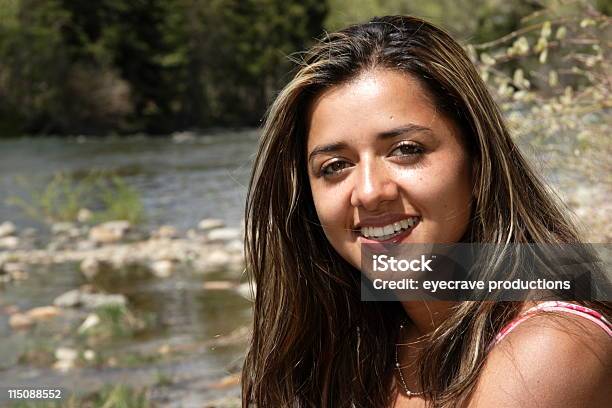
[359,217,419,239]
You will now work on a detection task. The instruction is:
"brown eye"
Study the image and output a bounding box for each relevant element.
[390,143,424,157]
[321,160,351,177]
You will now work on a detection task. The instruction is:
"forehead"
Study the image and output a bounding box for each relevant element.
[306,69,443,150]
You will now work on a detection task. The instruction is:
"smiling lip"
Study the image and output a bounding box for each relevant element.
[358,226,415,244]
[355,214,420,229]
[355,216,420,244]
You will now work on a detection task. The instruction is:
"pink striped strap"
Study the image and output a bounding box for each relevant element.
[491,301,612,348]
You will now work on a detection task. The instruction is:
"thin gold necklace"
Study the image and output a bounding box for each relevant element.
[395,322,424,398]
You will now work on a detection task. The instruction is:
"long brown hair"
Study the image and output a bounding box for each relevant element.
[242,15,609,407]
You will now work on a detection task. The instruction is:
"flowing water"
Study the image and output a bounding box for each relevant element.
[0,128,607,407]
[0,130,259,407]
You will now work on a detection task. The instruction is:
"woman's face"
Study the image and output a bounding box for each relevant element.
[306,69,473,270]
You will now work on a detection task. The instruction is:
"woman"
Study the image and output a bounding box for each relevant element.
[241,16,611,407]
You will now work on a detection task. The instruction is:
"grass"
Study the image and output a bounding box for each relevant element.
[81,304,149,342]
[7,170,145,225]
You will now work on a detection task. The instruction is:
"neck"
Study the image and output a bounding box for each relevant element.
[400,301,455,335]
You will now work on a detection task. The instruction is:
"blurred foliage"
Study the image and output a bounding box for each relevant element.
[7,170,145,224]
[82,304,151,342]
[467,0,611,182]
[0,0,609,136]
[0,0,327,135]
[325,0,541,41]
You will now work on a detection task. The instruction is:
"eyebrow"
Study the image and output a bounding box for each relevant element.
[307,123,433,163]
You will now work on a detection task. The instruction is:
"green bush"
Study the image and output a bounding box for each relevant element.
[7,171,145,224]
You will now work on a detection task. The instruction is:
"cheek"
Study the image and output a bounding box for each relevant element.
[310,181,348,236]
[406,157,472,225]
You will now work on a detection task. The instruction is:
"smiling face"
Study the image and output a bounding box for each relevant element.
[306,69,473,270]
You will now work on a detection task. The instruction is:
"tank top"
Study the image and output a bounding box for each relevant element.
[491,301,612,348]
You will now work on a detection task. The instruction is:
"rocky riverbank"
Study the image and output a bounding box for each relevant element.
[0,218,249,407]
[0,218,245,283]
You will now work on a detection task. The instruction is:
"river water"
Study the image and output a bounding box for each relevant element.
[0,129,608,407]
[0,130,258,231]
[0,130,259,407]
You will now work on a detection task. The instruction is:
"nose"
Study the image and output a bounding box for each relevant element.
[350,158,399,211]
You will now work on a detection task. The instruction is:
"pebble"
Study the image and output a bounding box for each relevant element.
[89,220,131,244]
[207,228,241,242]
[26,306,61,320]
[77,208,93,223]
[198,218,225,231]
[51,222,75,235]
[53,347,78,372]
[9,313,33,329]
[53,288,127,309]
[0,221,16,238]
[0,236,19,249]
[152,225,178,239]
[150,260,174,278]
[78,313,101,333]
[80,257,102,280]
[203,281,236,290]
[83,349,96,361]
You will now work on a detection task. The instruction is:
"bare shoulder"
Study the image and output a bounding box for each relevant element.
[467,311,612,408]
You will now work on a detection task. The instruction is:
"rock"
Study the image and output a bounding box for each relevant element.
[3,262,25,271]
[80,258,103,280]
[51,222,75,235]
[0,236,19,249]
[55,347,78,361]
[207,248,233,266]
[53,289,81,308]
[150,260,174,278]
[186,228,201,240]
[208,373,241,389]
[158,344,171,355]
[67,227,82,238]
[9,313,33,329]
[77,208,93,223]
[225,239,244,253]
[203,281,236,290]
[152,225,178,240]
[83,349,96,361]
[78,313,101,334]
[198,218,225,231]
[0,221,16,238]
[54,347,78,372]
[76,239,97,251]
[89,220,131,244]
[53,360,74,372]
[26,306,61,321]
[195,248,239,273]
[207,228,241,242]
[53,289,127,309]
